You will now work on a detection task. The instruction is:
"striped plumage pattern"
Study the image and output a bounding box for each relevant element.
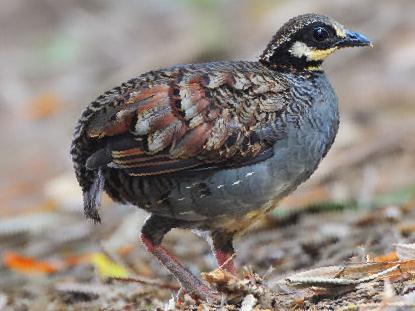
[70,61,292,221]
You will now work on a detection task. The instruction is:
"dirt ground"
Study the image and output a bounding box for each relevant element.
[0,0,415,310]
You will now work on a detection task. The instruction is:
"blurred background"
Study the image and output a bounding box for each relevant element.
[0,0,414,309]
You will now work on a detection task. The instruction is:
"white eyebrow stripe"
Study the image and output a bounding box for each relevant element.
[333,23,346,38]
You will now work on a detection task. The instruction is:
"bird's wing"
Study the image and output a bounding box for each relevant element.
[70,62,289,220]
[84,64,288,176]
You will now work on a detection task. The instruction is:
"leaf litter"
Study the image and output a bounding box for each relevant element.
[1,184,415,310]
[1,0,415,309]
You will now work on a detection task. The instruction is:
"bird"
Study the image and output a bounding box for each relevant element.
[70,13,371,301]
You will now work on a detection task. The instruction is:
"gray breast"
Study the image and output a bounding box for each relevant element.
[141,73,339,221]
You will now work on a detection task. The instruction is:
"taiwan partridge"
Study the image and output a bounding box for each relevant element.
[71,14,371,300]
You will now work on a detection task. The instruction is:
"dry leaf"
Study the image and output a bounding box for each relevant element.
[286,264,400,287]
[201,269,234,286]
[396,243,415,260]
[44,173,83,211]
[367,251,399,263]
[0,293,7,310]
[0,213,61,236]
[240,294,257,311]
[90,252,129,279]
[3,251,58,274]
[25,92,62,120]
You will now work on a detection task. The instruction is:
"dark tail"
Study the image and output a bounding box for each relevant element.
[70,105,104,223]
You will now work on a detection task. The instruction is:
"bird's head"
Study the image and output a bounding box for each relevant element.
[260,13,372,71]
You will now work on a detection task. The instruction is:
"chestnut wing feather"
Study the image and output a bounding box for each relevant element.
[83,63,288,177]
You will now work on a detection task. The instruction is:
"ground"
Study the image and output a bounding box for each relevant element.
[0,0,415,310]
[2,190,415,310]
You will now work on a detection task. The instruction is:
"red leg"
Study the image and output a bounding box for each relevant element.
[141,234,219,301]
[214,247,236,275]
[211,232,237,274]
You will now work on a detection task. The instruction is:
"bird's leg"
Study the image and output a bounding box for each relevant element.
[214,248,236,275]
[141,215,218,301]
[211,231,236,275]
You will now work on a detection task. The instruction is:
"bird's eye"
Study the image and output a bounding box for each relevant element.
[313,26,330,42]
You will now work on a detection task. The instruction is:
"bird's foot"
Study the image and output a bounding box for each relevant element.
[141,234,220,302]
[177,284,220,303]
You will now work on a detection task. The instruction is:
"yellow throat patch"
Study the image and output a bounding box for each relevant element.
[309,47,337,61]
